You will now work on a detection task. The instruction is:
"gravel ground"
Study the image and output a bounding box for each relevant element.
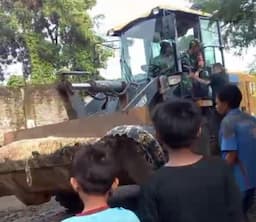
[0,196,72,222]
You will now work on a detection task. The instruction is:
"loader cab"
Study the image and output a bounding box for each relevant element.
[107,6,225,82]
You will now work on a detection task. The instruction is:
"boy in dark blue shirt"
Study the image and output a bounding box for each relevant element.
[216,84,256,217]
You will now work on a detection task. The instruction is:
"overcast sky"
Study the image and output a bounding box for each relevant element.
[89,0,255,76]
[90,0,190,33]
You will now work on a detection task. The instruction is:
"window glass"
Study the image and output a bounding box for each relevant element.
[200,19,222,67]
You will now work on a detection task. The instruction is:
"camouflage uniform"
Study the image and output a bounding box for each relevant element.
[180,51,206,98]
[181,51,199,72]
[176,51,195,97]
[150,55,175,77]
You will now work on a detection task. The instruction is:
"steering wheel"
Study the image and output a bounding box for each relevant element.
[149,64,180,77]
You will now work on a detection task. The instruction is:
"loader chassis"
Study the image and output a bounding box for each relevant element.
[1,6,225,212]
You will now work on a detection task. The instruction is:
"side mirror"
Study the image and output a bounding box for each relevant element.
[168,75,181,86]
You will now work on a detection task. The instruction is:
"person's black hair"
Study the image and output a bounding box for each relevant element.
[217,84,242,109]
[189,39,201,50]
[151,99,202,149]
[160,41,172,55]
[212,63,225,74]
[71,141,117,195]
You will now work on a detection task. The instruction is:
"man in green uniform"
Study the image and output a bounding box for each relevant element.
[180,39,206,98]
[150,41,175,77]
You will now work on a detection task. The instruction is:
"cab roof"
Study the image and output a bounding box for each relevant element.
[107,4,211,36]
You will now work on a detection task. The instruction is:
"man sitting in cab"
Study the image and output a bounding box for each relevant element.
[149,41,175,77]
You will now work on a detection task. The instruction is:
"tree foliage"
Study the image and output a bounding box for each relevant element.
[0,0,110,84]
[190,0,256,48]
[7,75,25,88]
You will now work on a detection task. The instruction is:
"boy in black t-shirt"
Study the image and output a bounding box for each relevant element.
[138,99,243,222]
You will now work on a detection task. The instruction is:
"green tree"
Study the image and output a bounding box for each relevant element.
[0,0,110,84]
[190,0,256,48]
[7,75,25,88]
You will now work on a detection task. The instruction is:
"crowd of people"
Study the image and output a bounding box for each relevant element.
[61,83,256,222]
[61,40,256,222]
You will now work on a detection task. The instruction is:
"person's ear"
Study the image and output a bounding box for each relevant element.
[70,177,80,193]
[155,130,164,145]
[111,178,119,191]
[223,102,229,112]
[197,127,202,138]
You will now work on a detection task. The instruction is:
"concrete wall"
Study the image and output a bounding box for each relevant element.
[0,85,68,145]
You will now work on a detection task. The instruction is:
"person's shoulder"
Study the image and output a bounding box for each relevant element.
[148,167,168,181]
[205,156,225,163]
[202,157,233,177]
[62,209,140,222]
[221,115,231,127]
[110,208,140,221]
[203,156,228,169]
[140,167,167,190]
[61,216,80,222]
[237,112,256,130]
[229,110,254,125]
[242,112,256,122]
[222,113,236,125]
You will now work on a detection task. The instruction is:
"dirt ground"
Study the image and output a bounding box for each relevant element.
[0,196,72,222]
[1,195,256,222]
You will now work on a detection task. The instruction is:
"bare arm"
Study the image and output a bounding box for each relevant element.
[225,151,238,166]
[194,76,210,85]
[190,71,210,85]
[220,119,238,165]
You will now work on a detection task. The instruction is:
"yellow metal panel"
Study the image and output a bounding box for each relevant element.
[235,73,256,115]
[108,5,211,35]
